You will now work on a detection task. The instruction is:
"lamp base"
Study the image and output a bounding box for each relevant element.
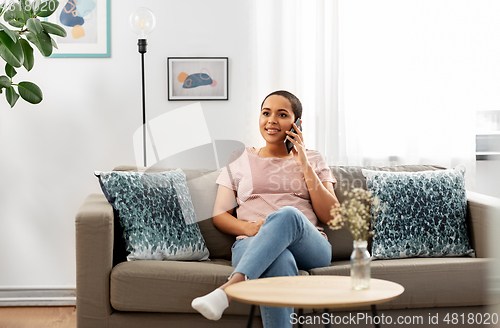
[138,39,147,54]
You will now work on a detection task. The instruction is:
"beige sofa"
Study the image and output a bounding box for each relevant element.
[76,165,495,328]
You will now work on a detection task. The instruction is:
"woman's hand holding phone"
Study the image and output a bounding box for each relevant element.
[285,118,302,153]
[286,120,310,170]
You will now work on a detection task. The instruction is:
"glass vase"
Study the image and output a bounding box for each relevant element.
[350,240,371,290]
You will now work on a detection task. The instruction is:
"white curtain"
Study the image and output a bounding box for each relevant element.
[339,0,481,190]
[249,0,478,190]
[247,0,341,165]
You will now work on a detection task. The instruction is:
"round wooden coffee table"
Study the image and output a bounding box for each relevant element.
[225,275,404,328]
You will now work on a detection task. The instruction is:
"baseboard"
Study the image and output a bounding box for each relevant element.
[0,286,76,306]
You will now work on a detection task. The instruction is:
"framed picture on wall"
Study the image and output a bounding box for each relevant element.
[47,0,111,57]
[167,57,228,101]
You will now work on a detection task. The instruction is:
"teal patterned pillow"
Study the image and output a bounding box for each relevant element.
[96,169,210,261]
[362,165,475,260]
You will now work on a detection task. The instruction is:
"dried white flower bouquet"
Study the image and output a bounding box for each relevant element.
[328,188,382,241]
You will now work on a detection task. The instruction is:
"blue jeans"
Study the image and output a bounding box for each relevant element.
[231,206,332,328]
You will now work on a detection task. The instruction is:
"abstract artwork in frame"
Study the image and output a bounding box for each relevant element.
[167,57,228,101]
[48,0,110,57]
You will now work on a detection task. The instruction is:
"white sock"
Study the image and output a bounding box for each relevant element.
[191,288,229,320]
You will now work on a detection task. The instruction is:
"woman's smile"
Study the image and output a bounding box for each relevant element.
[265,127,281,135]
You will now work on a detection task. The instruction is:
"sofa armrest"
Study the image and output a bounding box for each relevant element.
[466,191,500,259]
[76,193,114,328]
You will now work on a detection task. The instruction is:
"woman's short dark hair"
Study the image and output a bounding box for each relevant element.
[261,90,302,120]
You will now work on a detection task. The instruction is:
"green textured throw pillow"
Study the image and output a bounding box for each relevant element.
[96,169,210,261]
[362,165,475,260]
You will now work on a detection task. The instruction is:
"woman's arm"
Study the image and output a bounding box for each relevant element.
[286,123,340,224]
[303,169,339,224]
[212,185,265,237]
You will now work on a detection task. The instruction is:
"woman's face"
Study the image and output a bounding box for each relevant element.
[259,95,295,145]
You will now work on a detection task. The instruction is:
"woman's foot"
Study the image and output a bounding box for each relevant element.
[191,288,229,320]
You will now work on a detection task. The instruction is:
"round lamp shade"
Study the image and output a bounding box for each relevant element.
[130,7,156,39]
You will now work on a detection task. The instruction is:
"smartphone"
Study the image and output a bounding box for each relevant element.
[285,118,302,153]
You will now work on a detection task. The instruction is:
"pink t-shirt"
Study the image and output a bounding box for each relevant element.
[216,147,336,239]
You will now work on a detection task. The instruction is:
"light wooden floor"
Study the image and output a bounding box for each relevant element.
[0,307,76,328]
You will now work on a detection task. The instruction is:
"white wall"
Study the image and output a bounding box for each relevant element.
[0,0,250,290]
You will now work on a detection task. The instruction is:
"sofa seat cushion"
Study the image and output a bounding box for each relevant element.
[110,259,309,314]
[309,257,490,309]
[111,259,233,313]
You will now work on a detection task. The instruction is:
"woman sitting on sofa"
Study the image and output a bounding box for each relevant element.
[192,90,339,328]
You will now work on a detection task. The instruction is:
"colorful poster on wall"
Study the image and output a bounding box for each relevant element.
[48,0,110,57]
[167,57,229,101]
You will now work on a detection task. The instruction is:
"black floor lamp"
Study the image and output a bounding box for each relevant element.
[130,8,157,167]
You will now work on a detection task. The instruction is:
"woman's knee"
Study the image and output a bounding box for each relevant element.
[268,206,307,225]
[277,206,302,217]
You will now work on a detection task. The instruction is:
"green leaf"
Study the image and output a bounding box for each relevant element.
[5,63,16,78]
[40,21,67,38]
[49,36,57,49]
[0,76,11,88]
[19,39,34,71]
[18,81,42,104]
[35,0,59,18]
[25,31,52,57]
[0,22,18,43]
[6,86,19,107]
[4,3,26,28]
[27,18,43,35]
[0,31,24,67]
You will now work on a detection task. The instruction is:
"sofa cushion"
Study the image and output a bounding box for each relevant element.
[113,166,235,260]
[110,260,234,313]
[309,257,490,309]
[110,260,309,314]
[181,168,235,260]
[362,166,475,260]
[98,169,209,261]
[325,165,446,261]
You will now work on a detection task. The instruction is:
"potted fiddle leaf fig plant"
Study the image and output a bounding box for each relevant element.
[0,0,66,107]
